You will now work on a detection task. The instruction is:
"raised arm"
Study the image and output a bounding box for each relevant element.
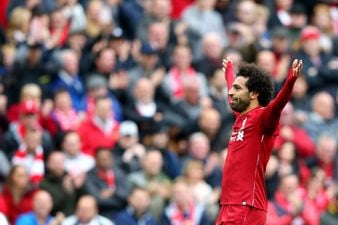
[222,57,235,92]
[262,59,303,134]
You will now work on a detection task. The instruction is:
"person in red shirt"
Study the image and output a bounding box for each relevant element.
[215,58,303,225]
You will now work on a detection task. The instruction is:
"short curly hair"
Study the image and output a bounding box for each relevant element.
[237,63,274,107]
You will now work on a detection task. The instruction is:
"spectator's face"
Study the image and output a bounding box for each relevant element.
[173,47,192,69]
[199,109,221,135]
[76,196,98,223]
[280,174,299,197]
[256,51,276,74]
[55,92,72,111]
[24,130,42,152]
[292,76,308,99]
[63,51,79,75]
[202,34,223,59]
[95,150,113,170]
[33,191,53,218]
[151,0,171,19]
[148,23,169,49]
[173,182,192,208]
[313,93,335,120]
[189,137,210,160]
[316,138,337,164]
[210,70,226,91]
[47,152,65,177]
[20,113,39,129]
[184,81,200,105]
[134,79,154,103]
[278,142,296,163]
[63,132,82,156]
[302,39,321,57]
[128,189,151,215]
[94,98,113,121]
[236,0,257,25]
[96,49,116,74]
[140,54,158,69]
[119,135,138,149]
[142,151,163,176]
[11,166,29,189]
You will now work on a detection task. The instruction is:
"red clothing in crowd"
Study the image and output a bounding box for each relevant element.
[267,190,320,225]
[77,118,119,156]
[274,125,315,158]
[7,103,58,137]
[170,0,194,19]
[220,62,297,211]
[0,0,9,28]
[0,186,37,225]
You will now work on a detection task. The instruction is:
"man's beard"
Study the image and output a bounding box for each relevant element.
[230,97,250,113]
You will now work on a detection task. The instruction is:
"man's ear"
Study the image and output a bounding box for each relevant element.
[249,91,259,100]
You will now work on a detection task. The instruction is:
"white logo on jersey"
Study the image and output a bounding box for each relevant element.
[231,117,247,142]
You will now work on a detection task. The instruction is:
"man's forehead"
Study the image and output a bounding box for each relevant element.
[233,76,249,87]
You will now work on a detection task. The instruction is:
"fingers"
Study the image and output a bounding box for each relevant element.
[222,57,232,72]
[292,59,303,77]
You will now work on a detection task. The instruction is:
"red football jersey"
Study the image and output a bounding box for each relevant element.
[221,62,297,211]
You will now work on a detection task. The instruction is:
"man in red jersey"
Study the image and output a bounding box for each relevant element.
[215,58,303,225]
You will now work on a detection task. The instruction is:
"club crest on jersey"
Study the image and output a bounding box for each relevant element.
[230,117,247,142]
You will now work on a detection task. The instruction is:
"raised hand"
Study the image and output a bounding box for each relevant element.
[222,57,233,72]
[291,59,303,78]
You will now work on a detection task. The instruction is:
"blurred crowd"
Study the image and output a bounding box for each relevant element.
[0,0,337,225]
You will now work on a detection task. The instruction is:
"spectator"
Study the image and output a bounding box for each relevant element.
[5,83,58,137]
[114,186,157,225]
[0,165,38,225]
[182,0,225,59]
[159,178,212,225]
[0,212,9,225]
[302,91,338,143]
[295,26,338,96]
[124,77,167,138]
[127,42,169,105]
[171,76,211,126]
[163,45,208,102]
[50,49,87,112]
[195,32,225,79]
[5,7,31,44]
[266,173,320,225]
[50,89,81,132]
[146,122,181,179]
[2,100,54,161]
[182,160,219,221]
[85,148,130,219]
[77,96,120,156]
[128,149,171,219]
[274,102,315,159]
[62,131,95,175]
[40,151,85,216]
[182,107,227,153]
[112,120,145,174]
[305,134,337,182]
[146,22,173,69]
[320,188,338,225]
[62,195,114,225]
[12,128,45,186]
[182,132,222,188]
[85,74,122,122]
[15,190,64,225]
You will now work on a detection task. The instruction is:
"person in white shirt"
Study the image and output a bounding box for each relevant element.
[62,195,114,225]
[62,131,95,175]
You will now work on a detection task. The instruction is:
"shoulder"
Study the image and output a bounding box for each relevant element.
[98,215,115,225]
[61,215,77,225]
